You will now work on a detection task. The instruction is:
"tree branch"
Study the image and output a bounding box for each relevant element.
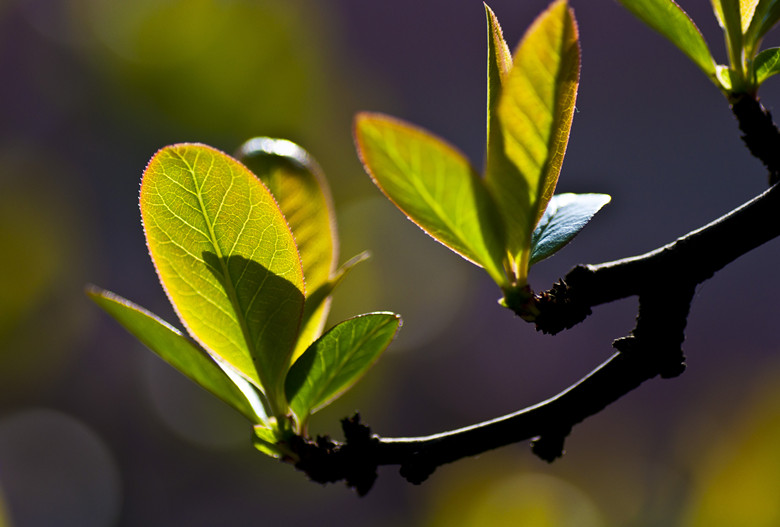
[288,182,780,493]
[534,180,780,334]
[286,95,780,495]
[730,93,780,184]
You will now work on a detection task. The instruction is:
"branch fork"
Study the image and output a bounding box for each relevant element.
[286,94,780,494]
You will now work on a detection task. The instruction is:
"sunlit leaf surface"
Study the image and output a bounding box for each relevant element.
[236,137,337,359]
[713,0,746,81]
[140,143,305,414]
[740,0,761,31]
[236,137,336,294]
[252,425,288,459]
[745,1,780,55]
[488,0,580,281]
[754,46,780,83]
[285,313,401,424]
[616,0,717,78]
[485,3,513,181]
[87,286,265,423]
[355,113,508,286]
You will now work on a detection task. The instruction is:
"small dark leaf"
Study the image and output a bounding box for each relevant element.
[530,193,611,265]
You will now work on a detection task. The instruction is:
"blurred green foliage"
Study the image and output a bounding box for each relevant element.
[73,0,335,140]
[682,363,780,526]
[0,149,91,399]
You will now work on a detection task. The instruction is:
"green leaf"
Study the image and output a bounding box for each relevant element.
[235,137,339,360]
[754,46,780,83]
[354,113,508,287]
[715,64,736,90]
[740,0,761,31]
[253,425,290,459]
[745,0,780,56]
[487,0,580,283]
[529,193,611,265]
[140,143,305,417]
[294,250,371,359]
[485,3,513,180]
[236,137,337,293]
[616,0,717,78]
[86,286,266,423]
[285,313,401,426]
[713,0,747,84]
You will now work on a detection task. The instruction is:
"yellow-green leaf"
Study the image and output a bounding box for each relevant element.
[236,137,338,360]
[236,137,336,295]
[744,0,780,57]
[754,46,780,83]
[485,2,513,180]
[741,0,761,31]
[487,0,580,284]
[253,425,290,459]
[87,286,267,424]
[355,112,508,287]
[713,0,746,81]
[139,143,305,416]
[616,0,717,79]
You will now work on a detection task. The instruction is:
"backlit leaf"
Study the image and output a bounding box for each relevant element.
[236,137,336,294]
[530,193,611,265]
[294,250,370,359]
[616,0,717,78]
[355,113,508,287]
[488,0,580,282]
[715,64,735,90]
[253,425,289,459]
[754,46,780,83]
[485,3,513,181]
[140,143,305,416]
[285,313,401,426]
[741,0,761,31]
[87,286,266,423]
[745,0,780,55]
[713,0,746,82]
[236,137,338,359]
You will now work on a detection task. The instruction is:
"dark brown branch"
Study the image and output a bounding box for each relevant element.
[534,181,780,334]
[730,93,780,185]
[287,95,780,495]
[291,283,694,491]
[287,180,780,494]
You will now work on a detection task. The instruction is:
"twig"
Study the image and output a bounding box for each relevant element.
[534,181,780,334]
[730,93,780,185]
[288,96,780,494]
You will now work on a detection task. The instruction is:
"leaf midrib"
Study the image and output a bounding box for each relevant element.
[174,148,264,391]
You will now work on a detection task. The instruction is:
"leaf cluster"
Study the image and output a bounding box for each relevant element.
[89,0,614,465]
[90,141,400,458]
[354,1,609,312]
[86,0,780,488]
[617,0,780,95]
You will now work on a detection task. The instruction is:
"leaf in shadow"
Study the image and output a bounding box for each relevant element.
[202,252,305,407]
[236,138,340,360]
[285,312,401,427]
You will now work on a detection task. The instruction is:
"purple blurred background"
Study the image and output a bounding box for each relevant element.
[1,0,779,525]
